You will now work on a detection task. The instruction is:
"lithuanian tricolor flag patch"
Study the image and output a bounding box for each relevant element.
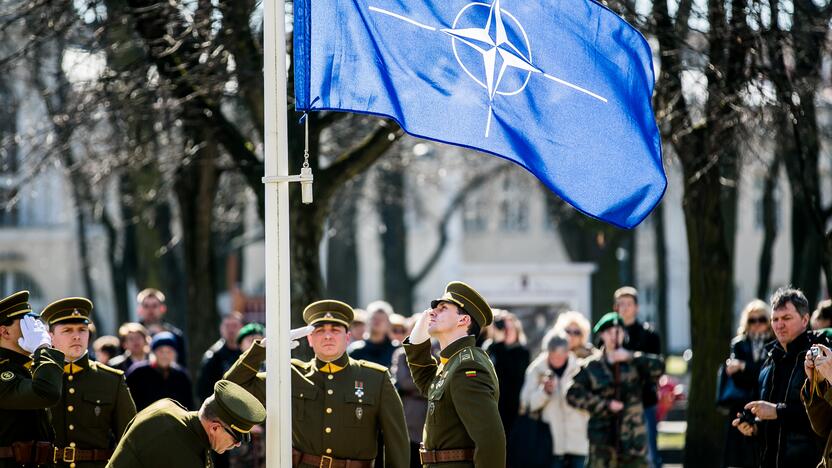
[465,370,477,378]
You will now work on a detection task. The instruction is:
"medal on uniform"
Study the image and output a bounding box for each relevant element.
[94,406,101,417]
[428,401,435,415]
[355,406,363,421]
[354,381,364,398]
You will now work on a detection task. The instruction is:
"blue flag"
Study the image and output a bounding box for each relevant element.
[294,0,665,228]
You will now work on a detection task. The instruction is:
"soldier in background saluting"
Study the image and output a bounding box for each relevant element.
[403,281,506,468]
[0,290,65,467]
[566,312,663,468]
[42,297,137,468]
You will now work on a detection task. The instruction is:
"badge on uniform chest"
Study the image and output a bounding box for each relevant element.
[354,380,364,398]
[94,406,101,417]
[355,406,363,420]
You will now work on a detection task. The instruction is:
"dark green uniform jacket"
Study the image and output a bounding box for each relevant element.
[0,346,64,467]
[224,341,410,467]
[106,399,211,468]
[52,354,137,467]
[403,336,506,468]
[566,349,663,460]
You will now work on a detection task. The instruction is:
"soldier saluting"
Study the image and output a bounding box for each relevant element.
[41,297,137,467]
[224,299,410,467]
[403,281,506,467]
[0,291,64,467]
[566,312,663,468]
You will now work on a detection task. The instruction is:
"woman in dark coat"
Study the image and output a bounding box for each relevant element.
[722,299,772,468]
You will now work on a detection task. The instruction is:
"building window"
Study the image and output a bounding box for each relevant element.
[498,174,529,232]
[0,270,44,309]
[463,196,489,233]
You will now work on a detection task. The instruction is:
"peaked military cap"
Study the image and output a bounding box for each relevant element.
[0,290,31,323]
[303,300,354,328]
[208,380,266,443]
[40,297,93,326]
[593,312,623,334]
[431,281,493,328]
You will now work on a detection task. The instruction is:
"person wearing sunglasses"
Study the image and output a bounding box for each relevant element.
[107,379,265,468]
[552,311,594,359]
[721,299,771,468]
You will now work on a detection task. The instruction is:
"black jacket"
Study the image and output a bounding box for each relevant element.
[757,331,822,468]
[195,339,241,403]
[623,320,662,407]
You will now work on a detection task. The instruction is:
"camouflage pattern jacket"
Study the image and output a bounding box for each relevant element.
[566,349,663,457]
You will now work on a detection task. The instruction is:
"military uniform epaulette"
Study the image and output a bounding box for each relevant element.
[357,359,388,373]
[93,361,125,376]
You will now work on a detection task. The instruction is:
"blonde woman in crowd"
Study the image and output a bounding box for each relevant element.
[553,311,594,359]
[520,330,589,468]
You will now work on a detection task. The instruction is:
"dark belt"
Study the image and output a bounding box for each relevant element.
[292,448,373,468]
[53,447,114,464]
[0,441,55,464]
[419,447,476,464]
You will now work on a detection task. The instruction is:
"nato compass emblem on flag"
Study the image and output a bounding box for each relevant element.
[369,0,607,137]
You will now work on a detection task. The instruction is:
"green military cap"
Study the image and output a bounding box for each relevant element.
[40,297,93,326]
[208,380,266,443]
[236,322,265,345]
[431,281,493,328]
[303,300,354,328]
[0,290,31,323]
[593,312,623,334]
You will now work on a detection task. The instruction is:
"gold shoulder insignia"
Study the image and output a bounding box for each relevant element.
[95,362,125,376]
[358,360,389,373]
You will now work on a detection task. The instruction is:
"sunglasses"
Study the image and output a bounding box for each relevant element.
[564,329,583,336]
[220,424,242,444]
[747,317,768,325]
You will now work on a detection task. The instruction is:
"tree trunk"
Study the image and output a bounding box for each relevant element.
[680,133,735,467]
[378,163,413,316]
[175,120,220,371]
[325,179,363,306]
[757,150,782,300]
[653,201,669,353]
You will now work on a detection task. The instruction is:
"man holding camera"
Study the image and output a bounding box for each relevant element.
[802,341,832,468]
[733,287,822,467]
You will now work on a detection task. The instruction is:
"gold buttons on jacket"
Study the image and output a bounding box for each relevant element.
[327,375,333,380]
[67,405,74,412]
[327,389,333,395]
[69,442,76,447]
[68,388,75,394]
[326,408,332,414]
[69,424,74,431]
[67,375,73,382]
[325,427,331,433]
[326,448,332,454]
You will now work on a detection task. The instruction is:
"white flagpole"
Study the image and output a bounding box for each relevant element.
[263,0,292,465]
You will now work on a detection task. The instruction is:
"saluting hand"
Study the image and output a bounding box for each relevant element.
[290,325,315,349]
[409,311,431,344]
[17,315,51,354]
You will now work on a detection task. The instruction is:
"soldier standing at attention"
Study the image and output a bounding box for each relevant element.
[0,290,64,467]
[403,281,506,468]
[224,299,410,468]
[107,380,264,468]
[566,313,664,468]
[42,297,137,468]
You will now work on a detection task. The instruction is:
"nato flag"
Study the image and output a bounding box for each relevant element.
[294,0,665,228]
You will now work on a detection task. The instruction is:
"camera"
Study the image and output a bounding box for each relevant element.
[810,346,821,360]
[738,408,756,425]
[494,319,506,331]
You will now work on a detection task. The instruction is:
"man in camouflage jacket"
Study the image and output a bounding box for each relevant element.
[567,313,663,468]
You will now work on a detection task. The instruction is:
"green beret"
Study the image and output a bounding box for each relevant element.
[303,300,354,328]
[208,380,266,443]
[593,312,623,335]
[40,297,93,326]
[236,323,266,345]
[431,281,492,328]
[0,291,31,323]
